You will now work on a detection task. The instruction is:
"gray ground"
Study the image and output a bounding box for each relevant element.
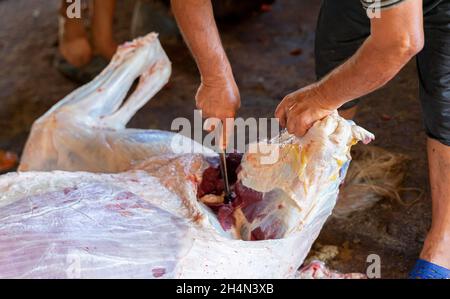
[0,0,431,278]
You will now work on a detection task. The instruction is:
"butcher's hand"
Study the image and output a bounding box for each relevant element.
[197,77,240,149]
[196,77,240,122]
[171,0,240,147]
[275,84,335,137]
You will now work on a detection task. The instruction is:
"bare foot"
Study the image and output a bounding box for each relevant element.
[420,230,450,269]
[58,16,92,67]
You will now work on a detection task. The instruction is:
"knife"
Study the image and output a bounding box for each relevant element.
[219,151,233,204]
[218,122,233,204]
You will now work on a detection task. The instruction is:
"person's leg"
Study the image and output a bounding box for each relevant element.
[59,0,92,67]
[416,1,450,270]
[422,139,450,268]
[92,0,118,60]
[315,0,370,120]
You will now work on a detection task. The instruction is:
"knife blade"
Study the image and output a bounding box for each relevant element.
[218,121,233,204]
[219,151,233,204]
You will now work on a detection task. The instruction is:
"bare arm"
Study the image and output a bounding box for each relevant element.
[171,0,240,121]
[316,0,424,109]
[276,0,424,136]
[171,0,231,81]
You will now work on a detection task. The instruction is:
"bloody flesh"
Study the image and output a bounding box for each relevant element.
[197,153,266,239]
[197,153,243,198]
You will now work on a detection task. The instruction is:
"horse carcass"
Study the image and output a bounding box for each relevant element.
[0,34,373,278]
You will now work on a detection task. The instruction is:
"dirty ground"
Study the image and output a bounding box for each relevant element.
[0,0,430,278]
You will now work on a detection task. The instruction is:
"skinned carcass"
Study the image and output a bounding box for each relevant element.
[0,34,374,278]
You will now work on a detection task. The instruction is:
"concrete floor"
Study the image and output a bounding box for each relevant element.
[0,0,432,278]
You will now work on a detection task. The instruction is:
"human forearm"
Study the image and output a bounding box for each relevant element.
[171,0,240,121]
[171,0,233,82]
[315,37,417,109]
[275,0,424,137]
[315,0,424,110]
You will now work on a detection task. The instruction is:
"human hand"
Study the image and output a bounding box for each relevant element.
[275,84,335,137]
[196,77,240,150]
[196,77,241,122]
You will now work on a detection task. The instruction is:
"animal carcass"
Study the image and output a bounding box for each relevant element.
[0,33,373,278]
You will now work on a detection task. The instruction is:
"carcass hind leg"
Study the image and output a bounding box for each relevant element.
[45,33,171,127]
